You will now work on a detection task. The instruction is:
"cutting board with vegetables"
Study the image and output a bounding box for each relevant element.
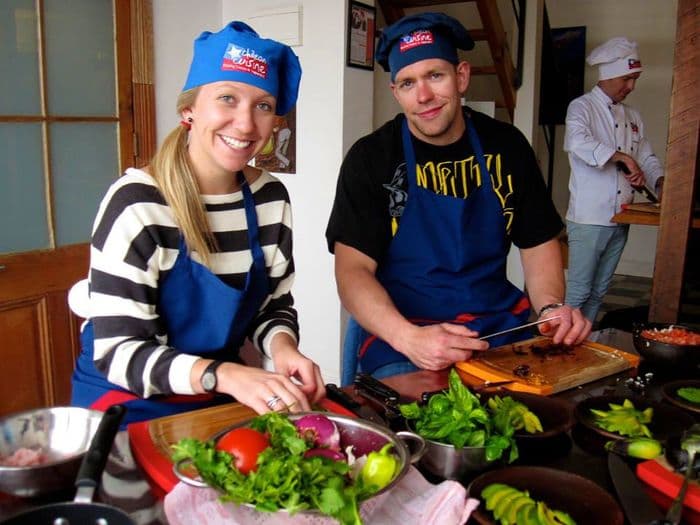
[128,399,352,497]
[455,336,640,395]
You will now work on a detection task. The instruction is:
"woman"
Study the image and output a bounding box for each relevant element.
[71,21,325,427]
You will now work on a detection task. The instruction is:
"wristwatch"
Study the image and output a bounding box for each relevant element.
[539,302,565,317]
[200,360,224,393]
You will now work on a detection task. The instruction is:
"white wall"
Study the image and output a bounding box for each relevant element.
[153,0,374,384]
[541,0,677,277]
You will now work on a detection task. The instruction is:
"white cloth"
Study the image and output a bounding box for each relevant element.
[564,85,663,226]
[587,37,642,80]
[164,466,480,525]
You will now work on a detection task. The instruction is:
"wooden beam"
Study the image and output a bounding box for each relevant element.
[474,0,516,121]
[649,0,699,323]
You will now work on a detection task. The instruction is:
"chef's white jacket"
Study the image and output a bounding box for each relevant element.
[564,85,663,226]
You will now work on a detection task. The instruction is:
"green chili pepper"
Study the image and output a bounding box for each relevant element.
[360,443,399,491]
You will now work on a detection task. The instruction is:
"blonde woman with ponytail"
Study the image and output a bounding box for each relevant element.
[70,21,325,427]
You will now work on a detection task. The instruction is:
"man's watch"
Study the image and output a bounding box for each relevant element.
[200,360,224,393]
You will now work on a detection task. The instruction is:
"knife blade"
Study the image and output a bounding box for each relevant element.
[479,316,561,341]
[607,453,667,525]
[615,160,659,203]
[324,383,386,425]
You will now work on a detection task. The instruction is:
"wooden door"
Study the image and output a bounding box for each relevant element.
[0,0,155,417]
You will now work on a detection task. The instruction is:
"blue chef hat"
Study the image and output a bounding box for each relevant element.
[182,21,301,116]
[375,12,474,81]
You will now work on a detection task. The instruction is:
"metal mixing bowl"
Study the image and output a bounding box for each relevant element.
[418,437,495,481]
[175,411,426,511]
[0,406,104,497]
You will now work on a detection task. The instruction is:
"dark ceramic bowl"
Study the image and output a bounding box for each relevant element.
[573,394,696,454]
[632,322,700,369]
[662,379,700,415]
[468,466,624,525]
[480,391,575,441]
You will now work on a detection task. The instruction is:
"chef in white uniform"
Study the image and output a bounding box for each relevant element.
[563,36,664,322]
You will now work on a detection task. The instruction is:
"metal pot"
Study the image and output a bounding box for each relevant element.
[632,322,700,368]
[418,437,495,481]
[1,404,134,525]
[0,406,104,497]
[174,411,426,512]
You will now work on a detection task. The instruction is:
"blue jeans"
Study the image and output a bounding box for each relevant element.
[341,316,419,386]
[565,221,629,322]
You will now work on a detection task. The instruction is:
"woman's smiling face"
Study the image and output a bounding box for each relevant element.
[183,81,277,178]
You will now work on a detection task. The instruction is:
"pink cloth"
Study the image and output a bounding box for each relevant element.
[164,466,479,525]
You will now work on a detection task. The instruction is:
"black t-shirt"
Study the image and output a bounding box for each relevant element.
[326,108,563,264]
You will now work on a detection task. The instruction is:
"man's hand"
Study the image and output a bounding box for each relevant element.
[612,152,644,186]
[394,322,489,371]
[537,304,592,345]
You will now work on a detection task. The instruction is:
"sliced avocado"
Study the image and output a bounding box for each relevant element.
[551,509,577,525]
[482,482,511,500]
[517,502,539,525]
[493,489,526,520]
[536,501,558,525]
[485,486,520,511]
[503,494,535,524]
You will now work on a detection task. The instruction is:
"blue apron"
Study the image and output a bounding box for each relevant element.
[71,172,269,426]
[355,116,530,375]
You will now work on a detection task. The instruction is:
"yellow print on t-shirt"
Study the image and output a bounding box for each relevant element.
[416,153,514,232]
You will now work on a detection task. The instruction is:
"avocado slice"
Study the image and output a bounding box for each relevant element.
[485,486,520,511]
[551,509,576,525]
[493,489,526,520]
[481,482,511,500]
[504,495,535,524]
[517,502,540,525]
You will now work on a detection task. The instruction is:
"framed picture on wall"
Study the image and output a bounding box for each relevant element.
[347,1,376,70]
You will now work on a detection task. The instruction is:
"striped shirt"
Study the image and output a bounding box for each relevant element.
[88,168,298,397]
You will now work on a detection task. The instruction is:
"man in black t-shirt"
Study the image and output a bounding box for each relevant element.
[326,12,591,383]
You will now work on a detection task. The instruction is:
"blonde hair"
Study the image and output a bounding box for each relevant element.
[149,88,218,267]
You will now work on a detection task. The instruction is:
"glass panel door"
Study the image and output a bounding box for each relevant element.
[0,0,121,254]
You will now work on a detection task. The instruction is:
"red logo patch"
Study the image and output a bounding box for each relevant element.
[628,58,642,69]
[399,30,434,53]
[222,43,268,79]
[631,122,639,133]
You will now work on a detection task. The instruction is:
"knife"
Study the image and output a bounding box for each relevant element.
[324,383,386,425]
[353,374,405,430]
[479,316,561,341]
[607,453,669,525]
[615,160,659,203]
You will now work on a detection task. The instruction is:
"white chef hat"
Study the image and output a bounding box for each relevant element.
[586,37,643,81]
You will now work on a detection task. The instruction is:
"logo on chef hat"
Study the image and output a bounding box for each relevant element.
[399,30,435,53]
[628,58,641,70]
[222,43,268,79]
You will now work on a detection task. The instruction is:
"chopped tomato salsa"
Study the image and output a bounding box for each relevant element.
[641,327,700,345]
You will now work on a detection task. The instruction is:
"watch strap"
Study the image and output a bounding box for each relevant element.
[200,360,224,393]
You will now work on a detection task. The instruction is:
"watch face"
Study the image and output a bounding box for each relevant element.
[201,371,216,391]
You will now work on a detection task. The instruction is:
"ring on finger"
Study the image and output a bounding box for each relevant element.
[265,394,282,410]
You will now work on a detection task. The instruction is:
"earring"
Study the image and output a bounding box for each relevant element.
[180,117,192,130]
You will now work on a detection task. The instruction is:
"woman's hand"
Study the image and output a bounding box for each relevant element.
[215,361,317,414]
[269,332,326,406]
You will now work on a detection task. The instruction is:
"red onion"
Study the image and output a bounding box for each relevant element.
[304,448,346,461]
[294,414,341,450]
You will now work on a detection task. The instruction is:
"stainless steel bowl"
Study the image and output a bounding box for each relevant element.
[418,437,495,480]
[0,406,104,497]
[174,411,426,510]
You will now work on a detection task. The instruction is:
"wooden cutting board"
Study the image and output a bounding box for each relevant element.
[455,336,640,395]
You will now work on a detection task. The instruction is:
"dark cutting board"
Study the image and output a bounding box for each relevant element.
[456,336,640,395]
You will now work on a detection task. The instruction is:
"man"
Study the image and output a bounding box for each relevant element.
[326,13,591,383]
[564,37,664,323]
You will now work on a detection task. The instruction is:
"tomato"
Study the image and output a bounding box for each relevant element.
[215,427,269,474]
